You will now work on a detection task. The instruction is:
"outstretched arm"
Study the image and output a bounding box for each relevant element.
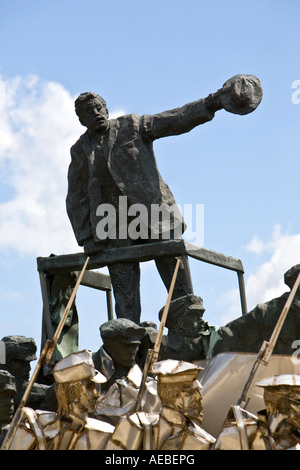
[141,74,262,141]
[141,94,220,141]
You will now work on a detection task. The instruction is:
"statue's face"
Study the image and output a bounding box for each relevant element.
[265,387,300,430]
[0,388,15,425]
[79,98,109,131]
[173,383,203,420]
[178,312,206,336]
[160,380,203,421]
[76,379,99,413]
[284,391,300,429]
[104,340,140,368]
[7,358,31,381]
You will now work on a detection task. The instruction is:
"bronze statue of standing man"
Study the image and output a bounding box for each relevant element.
[66,75,262,323]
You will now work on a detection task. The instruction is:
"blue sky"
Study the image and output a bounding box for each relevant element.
[0,0,300,360]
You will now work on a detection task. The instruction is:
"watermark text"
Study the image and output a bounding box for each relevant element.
[95,196,204,246]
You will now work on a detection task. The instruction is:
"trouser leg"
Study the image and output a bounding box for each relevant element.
[108,261,141,324]
[155,254,194,300]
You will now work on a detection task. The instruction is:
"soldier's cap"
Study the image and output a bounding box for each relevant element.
[159,294,205,327]
[53,350,106,384]
[257,374,300,389]
[139,321,157,329]
[100,318,146,344]
[1,335,37,361]
[284,264,300,289]
[138,322,164,346]
[220,74,263,116]
[0,370,16,392]
[152,359,203,387]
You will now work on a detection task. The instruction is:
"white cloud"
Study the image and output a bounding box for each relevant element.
[245,235,265,255]
[218,225,300,325]
[246,226,300,308]
[216,288,241,325]
[0,75,124,256]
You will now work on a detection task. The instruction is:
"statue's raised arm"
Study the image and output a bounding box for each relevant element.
[141,74,263,140]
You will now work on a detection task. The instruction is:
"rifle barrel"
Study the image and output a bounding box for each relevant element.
[1,256,90,450]
[151,257,181,364]
[237,271,300,409]
[134,257,181,412]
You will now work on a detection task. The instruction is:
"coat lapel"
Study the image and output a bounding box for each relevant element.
[81,131,95,168]
[107,119,119,170]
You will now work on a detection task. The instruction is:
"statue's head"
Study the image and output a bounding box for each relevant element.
[159,294,206,336]
[100,318,146,368]
[53,350,106,417]
[1,335,37,381]
[257,374,300,429]
[284,264,300,291]
[75,92,109,131]
[152,359,203,422]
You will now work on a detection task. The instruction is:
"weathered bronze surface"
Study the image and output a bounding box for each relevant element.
[65,76,261,323]
[6,351,114,450]
[12,75,300,452]
[209,265,300,357]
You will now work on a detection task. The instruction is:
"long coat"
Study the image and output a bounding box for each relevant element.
[66,98,215,246]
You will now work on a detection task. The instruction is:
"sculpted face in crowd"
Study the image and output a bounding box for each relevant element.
[0,371,16,427]
[55,378,100,418]
[159,380,203,421]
